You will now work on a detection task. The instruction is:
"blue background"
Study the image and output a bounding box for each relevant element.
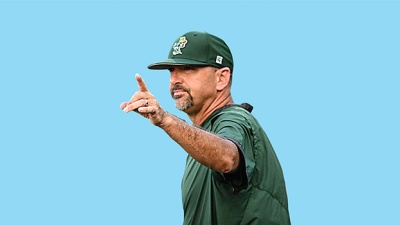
[1,0,399,224]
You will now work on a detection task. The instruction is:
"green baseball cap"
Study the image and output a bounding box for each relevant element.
[147,31,234,72]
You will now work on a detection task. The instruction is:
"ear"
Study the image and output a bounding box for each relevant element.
[216,67,231,91]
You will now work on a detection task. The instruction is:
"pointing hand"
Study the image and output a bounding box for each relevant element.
[120,74,166,126]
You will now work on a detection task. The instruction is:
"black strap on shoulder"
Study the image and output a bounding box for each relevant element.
[203,103,254,127]
[219,103,253,113]
[238,103,253,113]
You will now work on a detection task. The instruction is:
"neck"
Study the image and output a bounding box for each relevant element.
[187,93,234,126]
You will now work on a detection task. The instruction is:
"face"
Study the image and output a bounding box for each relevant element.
[169,66,218,113]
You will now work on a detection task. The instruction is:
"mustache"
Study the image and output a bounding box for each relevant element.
[171,85,191,100]
[171,84,190,96]
[171,84,190,92]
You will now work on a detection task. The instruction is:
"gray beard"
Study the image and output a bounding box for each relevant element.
[171,84,194,111]
[174,95,194,111]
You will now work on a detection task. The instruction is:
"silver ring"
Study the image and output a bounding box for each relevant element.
[145,99,148,107]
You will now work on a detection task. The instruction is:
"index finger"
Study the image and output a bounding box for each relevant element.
[136,74,148,92]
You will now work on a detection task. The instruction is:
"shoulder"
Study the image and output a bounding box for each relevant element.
[204,104,258,133]
[212,104,255,123]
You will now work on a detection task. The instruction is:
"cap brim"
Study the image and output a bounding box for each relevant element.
[147,58,208,70]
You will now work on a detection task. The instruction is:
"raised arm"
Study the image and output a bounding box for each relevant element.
[121,74,239,173]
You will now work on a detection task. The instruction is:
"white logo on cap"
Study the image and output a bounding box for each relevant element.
[172,36,188,55]
[216,55,223,64]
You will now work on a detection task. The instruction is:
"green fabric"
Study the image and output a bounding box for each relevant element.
[147,31,234,72]
[181,105,291,225]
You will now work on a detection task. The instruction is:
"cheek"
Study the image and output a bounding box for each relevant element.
[193,83,216,99]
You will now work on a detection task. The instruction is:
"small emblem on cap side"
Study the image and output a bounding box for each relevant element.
[216,55,223,64]
[172,36,188,55]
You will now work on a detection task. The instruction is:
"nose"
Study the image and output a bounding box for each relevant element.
[170,69,183,85]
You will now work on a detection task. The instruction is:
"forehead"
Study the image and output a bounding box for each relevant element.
[170,65,211,70]
[168,65,217,75]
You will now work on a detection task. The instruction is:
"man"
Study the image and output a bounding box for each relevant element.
[120,31,291,225]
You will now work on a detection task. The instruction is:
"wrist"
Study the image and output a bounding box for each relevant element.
[155,110,171,129]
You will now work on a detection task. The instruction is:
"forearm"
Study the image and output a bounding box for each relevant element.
[158,112,239,173]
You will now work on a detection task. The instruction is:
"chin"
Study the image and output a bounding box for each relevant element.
[175,98,194,111]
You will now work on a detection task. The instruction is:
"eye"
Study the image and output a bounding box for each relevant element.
[183,66,194,71]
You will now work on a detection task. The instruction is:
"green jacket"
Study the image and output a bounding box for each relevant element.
[181,104,291,225]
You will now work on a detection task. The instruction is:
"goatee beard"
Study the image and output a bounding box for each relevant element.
[171,85,194,111]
